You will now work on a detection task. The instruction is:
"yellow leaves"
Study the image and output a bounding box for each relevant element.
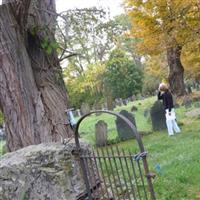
[145,53,168,80]
[181,39,200,78]
[125,0,200,55]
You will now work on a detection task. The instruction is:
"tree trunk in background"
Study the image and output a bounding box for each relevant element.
[167,45,186,96]
[0,0,73,152]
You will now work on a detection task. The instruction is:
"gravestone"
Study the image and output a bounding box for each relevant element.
[80,103,90,115]
[122,99,127,106]
[77,109,81,117]
[132,95,136,101]
[187,85,192,94]
[116,110,137,141]
[107,96,114,110]
[144,108,150,118]
[182,96,191,106]
[194,102,200,108]
[115,99,122,107]
[131,105,138,112]
[95,120,108,147]
[150,101,166,131]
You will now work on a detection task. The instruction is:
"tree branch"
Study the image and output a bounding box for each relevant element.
[59,53,80,62]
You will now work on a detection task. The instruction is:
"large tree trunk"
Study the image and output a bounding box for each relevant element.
[0,0,73,152]
[167,45,186,96]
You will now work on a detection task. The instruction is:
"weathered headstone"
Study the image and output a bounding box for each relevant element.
[131,105,138,112]
[144,108,150,118]
[187,85,192,94]
[107,96,114,110]
[194,102,200,108]
[182,96,191,106]
[116,110,137,141]
[93,102,102,116]
[131,95,136,101]
[95,120,108,147]
[150,101,166,131]
[77,109,81,117]
[80,103,90,115]
[122,99,127,106]
[115,99,122,107]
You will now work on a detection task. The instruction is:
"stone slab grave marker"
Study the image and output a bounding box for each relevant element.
[131,105,138,112]
[194,102,200,108]
[77,109,81,117]
[80,103,90,115]
[115,98,122,107]
[150,101,166,131]
[122,99,128,106]
[144,108,150,118]
[95,120,108,147]
[116,110,137,141]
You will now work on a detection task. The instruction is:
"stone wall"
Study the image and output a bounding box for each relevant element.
[0,142,91,200]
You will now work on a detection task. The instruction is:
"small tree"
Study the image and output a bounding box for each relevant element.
[105,49,143,99]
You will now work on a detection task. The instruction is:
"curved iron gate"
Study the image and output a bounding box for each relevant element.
[71,110,156,200]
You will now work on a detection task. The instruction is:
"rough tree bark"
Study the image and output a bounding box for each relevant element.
[167,45,186,96]
[0,0,73,152]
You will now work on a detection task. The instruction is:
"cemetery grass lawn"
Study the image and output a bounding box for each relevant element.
[79,96,200,199]
[79,96,156,144]
[118,119,200,200]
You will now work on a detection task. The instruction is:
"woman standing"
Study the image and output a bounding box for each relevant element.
[158,83,181,136]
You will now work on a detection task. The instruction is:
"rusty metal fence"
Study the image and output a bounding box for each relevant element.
[69,110,156,200]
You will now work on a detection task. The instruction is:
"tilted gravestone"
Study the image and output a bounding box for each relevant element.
[150,101,166,131]
[95,120,108,147]
[116,110,137,141]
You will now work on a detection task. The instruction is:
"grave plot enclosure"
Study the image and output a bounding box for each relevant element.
[73,110,156,200]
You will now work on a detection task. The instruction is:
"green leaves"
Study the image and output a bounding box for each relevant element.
[104,48,143,99]
[41,37,59,55]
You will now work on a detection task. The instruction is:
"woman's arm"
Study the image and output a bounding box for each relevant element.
[157,91,163,100]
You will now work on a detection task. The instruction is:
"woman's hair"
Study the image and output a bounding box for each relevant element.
[159,83,169,92]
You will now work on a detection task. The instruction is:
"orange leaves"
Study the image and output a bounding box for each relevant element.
[125,0,200,55]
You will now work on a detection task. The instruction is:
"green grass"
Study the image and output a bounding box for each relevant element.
[116,119,200,199]
[1,95,200,199]
[78,96,200,199]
